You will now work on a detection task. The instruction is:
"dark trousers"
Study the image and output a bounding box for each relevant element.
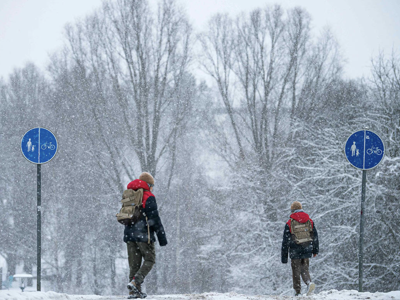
[291,258,311,293]
[127,241,156,285]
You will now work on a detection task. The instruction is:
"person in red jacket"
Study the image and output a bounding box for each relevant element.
[124,172,167,299]
[281,201,319,296]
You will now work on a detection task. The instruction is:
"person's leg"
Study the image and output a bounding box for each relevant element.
[300,258,316,295]
[134,242,156,285]
[300,258,311,284]
[291,259,302,295]
[127,241,142,282]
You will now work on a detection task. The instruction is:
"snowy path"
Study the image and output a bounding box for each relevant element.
[0,290,399,300]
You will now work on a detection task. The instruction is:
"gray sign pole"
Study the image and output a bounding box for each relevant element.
[345,130,385,293]
[21,128,58,292]
[359,170,367,292]
[37,164,41,291]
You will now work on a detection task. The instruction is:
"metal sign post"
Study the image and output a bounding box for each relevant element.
[344,130,384,292]
[359,169,366,292]
[21,128,58,291]
[37,164,41,291]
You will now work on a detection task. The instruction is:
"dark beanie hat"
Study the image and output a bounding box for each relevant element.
[291,201,302,211]
[139,172,155,186]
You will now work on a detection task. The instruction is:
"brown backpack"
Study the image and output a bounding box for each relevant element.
[290,219,313,244]
[116,189,144,225]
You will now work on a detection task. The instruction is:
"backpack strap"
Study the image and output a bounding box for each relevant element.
[146,216,150,244]
[140,203,150,244]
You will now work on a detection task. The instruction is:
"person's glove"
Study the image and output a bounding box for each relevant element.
[159,240,167,247]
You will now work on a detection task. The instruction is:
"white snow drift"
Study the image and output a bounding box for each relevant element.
[0,290,400,300]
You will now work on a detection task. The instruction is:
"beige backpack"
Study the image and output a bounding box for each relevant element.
[290,219,313,244]
[116,189,144,225]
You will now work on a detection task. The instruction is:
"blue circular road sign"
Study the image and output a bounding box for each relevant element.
[345,130,384,170]
[21,128,58,164]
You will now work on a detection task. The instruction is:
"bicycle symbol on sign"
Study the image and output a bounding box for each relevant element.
[41,142,56,151]
[366,146,382,155]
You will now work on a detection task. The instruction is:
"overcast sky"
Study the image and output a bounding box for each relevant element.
[0,0,399,80]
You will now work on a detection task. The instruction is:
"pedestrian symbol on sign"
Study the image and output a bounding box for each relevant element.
[27,138,33,152]
[350,141,358,157]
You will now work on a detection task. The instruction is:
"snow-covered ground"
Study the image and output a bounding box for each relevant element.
[0,290,399,300]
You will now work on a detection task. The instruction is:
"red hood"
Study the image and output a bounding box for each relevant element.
[127,179,151,191]
[290,211,311,223]
[287,211,314,231]
[126,179,154,208]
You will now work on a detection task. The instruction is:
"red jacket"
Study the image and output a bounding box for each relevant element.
[127,179,154,208]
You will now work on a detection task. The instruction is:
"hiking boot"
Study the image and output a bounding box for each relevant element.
[127,279,147,298]
[293,289,301,296]
[127,290,138,299]
[127,292,147,299]
[127,291,147,299]
[306,282,316,296]
[127,279,140,292]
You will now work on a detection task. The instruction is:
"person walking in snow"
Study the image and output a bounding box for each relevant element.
[124,172,168,299]
[281,201,319,296]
